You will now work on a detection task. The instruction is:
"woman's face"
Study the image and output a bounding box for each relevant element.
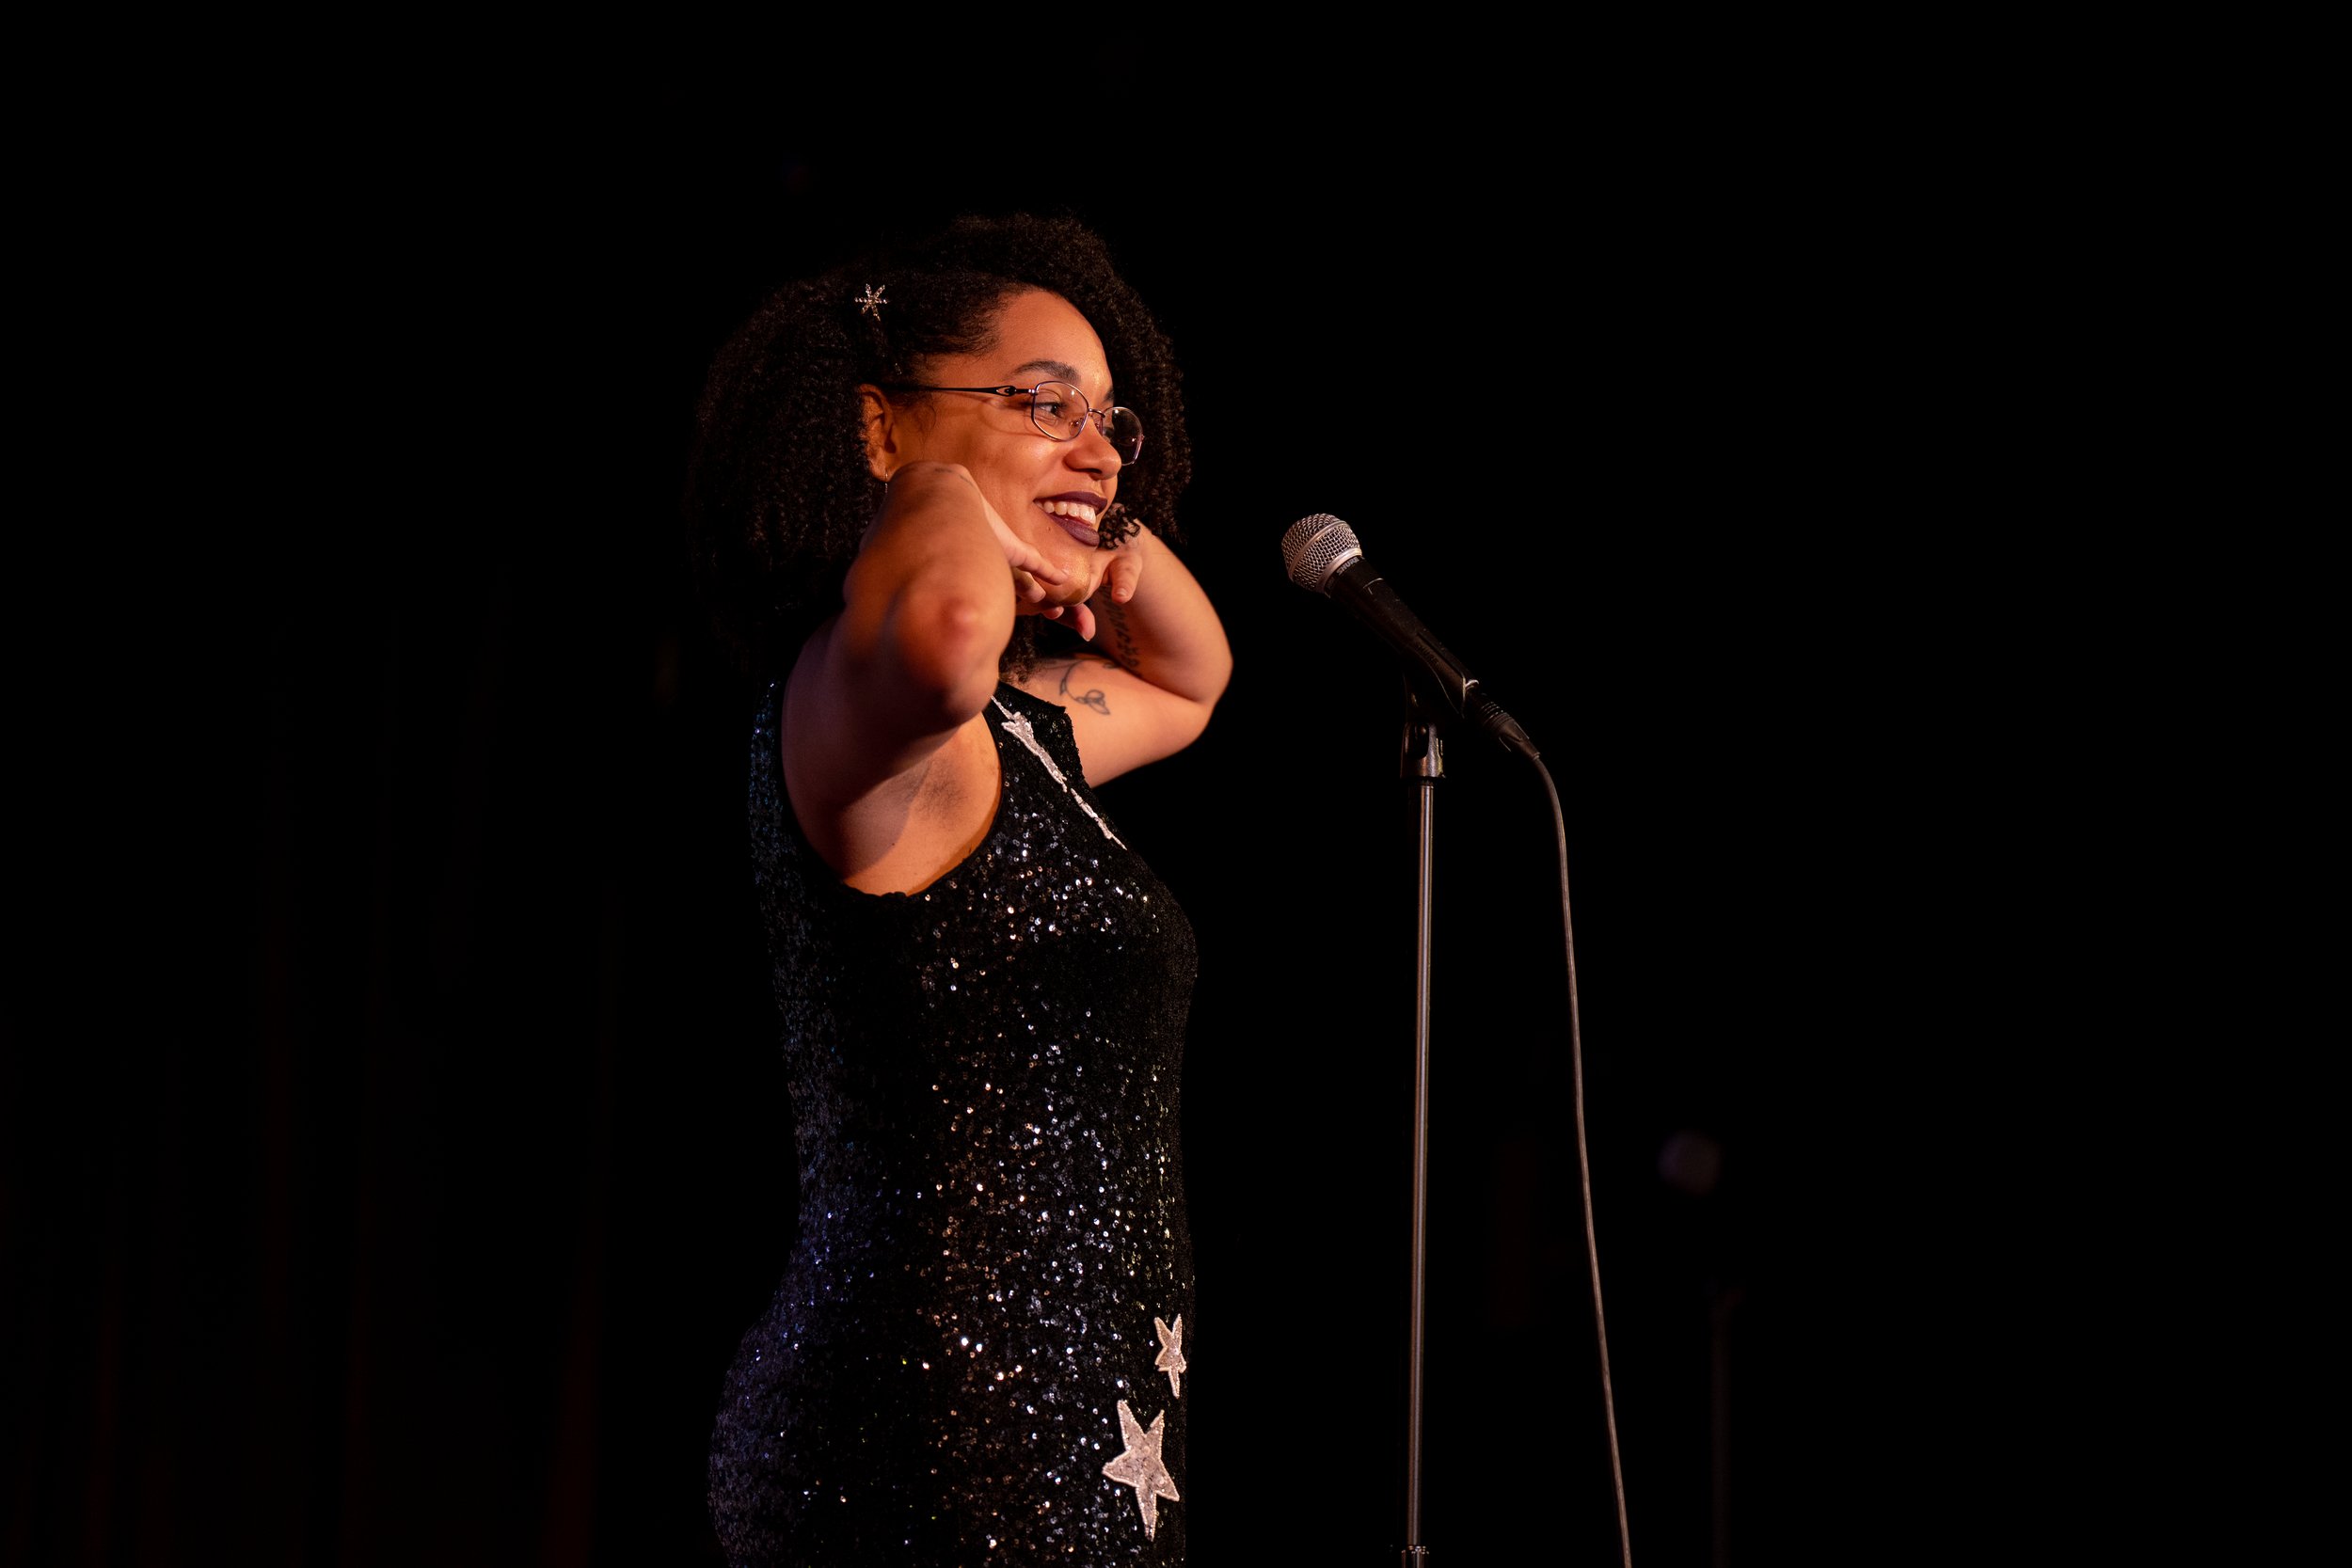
[877,289,1126,598]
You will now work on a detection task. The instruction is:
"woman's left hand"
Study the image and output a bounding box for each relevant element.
[1013,521,1229,785]
[1098,539,1145,610]
[1056,532,1145,643]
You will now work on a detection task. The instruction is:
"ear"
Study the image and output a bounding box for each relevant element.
[858,385,906,482]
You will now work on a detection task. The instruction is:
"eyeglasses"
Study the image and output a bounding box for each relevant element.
[878,380,1145,466]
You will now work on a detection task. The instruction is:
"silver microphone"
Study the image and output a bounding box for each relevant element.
[1281,514,1536,759]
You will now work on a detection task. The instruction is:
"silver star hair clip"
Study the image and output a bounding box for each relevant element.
[855,283,887,320]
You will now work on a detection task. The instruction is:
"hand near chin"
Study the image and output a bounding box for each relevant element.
[1040,546,1132,642]
[874,463,1073,613]
[1034,581,1098,641]
[970,483,1073,612]
[1021,529,1127,643]
[1097,531,1146,610]
[1046,528,1147,645]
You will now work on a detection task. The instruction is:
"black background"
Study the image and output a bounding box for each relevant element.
[6,40,2078,1565]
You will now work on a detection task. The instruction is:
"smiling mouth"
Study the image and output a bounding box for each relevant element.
[1039,497,1102,546]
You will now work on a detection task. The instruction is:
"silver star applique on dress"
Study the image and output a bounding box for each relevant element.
[1101,1399,1180,1539]
[1153,1314,1186,1399]
[993,699,1126,848]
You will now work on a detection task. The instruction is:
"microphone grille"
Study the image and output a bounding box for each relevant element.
[1281,513,1363,593]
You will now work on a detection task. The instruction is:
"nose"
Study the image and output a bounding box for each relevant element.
[1068,415,1124,477]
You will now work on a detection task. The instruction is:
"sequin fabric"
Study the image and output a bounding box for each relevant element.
[710,683,1197,1565]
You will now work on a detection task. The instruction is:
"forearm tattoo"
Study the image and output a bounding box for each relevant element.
[1100,598,1142,673]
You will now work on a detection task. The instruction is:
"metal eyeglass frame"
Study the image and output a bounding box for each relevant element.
[875,381,1144,465]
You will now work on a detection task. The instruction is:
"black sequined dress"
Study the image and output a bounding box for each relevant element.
[710,683,1196,1565]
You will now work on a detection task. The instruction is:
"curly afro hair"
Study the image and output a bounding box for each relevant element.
[683,213,1193,678]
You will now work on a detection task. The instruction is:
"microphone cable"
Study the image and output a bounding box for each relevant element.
[1530,749,1633,1568]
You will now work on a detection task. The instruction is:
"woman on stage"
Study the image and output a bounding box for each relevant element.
[687,213,1230,1564]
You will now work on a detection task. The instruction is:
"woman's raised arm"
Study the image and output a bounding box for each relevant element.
[1020,523,1232,785]
[780,461,1057,885]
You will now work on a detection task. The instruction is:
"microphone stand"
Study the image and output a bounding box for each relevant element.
[1398,678,1443,1566]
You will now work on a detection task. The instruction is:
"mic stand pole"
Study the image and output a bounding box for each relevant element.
[1399,678,1442,1567]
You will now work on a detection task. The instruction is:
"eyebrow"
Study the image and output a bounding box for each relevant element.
[1007,358,1111,398]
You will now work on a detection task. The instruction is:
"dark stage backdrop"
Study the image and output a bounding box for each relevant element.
[9,68,1969,1566]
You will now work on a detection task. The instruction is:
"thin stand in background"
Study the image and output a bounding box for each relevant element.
[1399,681,1442,1567]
